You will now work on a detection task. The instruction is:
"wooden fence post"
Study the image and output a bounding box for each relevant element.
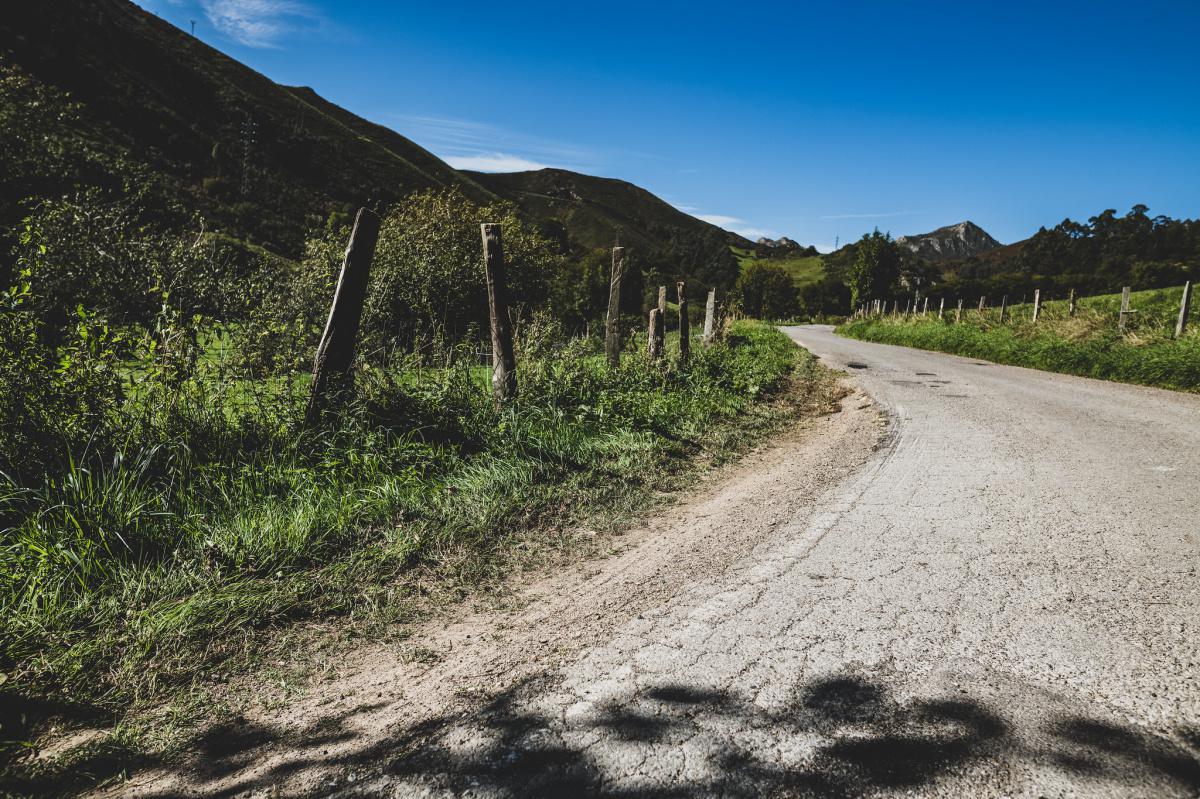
[999,295,1007,323]
[1031,289,1041,322]
[978,296,986,313]
[938,297,945,320]
[605,247,625,366]
[703,288,717,345]
[1118,286,1131,332]
[922,297,929,316]
[1068,288,1077,317]
[305,208,380,425]
[647,308,662,357]
[1176,281,1192,338]
[956,299,963,323]
[892,300,898,315]
[482,223,517,408]
[904,299,911,316]
[677,281,690,362]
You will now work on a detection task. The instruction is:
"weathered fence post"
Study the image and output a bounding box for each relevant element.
[647,308,662,357]
[1032,289,1041,322]
[892,300,898,316]
[677,281,690,362]
[653,285,667,355]
[904,299,911,316]
[482,223,517,408]
[938,297,945,320]
[956,299,963,323]
[1068,288,1077,317]
[978,296,986,313]
[605,247,625,366]
[922,297,929,316]
[1176,281,1192,338]
[703,288,717,346]
[305,208,380,425]
[1118,286,1131,332]
[999,295,1007,323]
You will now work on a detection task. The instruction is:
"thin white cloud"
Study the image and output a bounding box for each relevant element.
[444,153,551,173]
[201,0,328,48]
[819,211,916,220]
[692,213,778,240]
[390,115,595,172]
[695,214,743,227]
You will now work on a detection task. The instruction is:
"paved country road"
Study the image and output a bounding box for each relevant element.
[132,327,1200,798]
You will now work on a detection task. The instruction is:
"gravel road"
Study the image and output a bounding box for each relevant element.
[130,328,1200,798]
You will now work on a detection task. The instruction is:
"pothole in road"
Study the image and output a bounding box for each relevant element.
[846,362,869,369]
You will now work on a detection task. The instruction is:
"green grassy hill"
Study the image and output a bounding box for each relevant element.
[733,247,827,287]
[1,0,736,278]
[0,0,494,255]
[839,285,1198,391]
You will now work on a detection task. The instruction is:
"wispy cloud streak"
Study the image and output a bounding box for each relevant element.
[201,0,330,48]
[389,115,596,173]
[819,211,917,220]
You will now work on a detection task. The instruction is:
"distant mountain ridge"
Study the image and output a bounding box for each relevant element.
[896,221,1001,261]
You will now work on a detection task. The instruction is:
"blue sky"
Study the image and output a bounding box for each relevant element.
[136,0,1200,250]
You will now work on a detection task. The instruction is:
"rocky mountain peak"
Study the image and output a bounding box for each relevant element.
[896,221,1000,261]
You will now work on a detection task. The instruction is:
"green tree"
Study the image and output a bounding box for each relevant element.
[734,262,798,319]
[846,229,901,307]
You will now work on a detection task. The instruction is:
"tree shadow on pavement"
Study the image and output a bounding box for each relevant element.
[116,670,1200,798]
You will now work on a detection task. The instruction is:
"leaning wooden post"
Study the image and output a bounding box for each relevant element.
[677,281,690,362]
[904,299,911,316]
[978,296,986,313]
[482,223,517,408]
[1118,286,1131,332]
[702,288,717,346]
[922,297,929,316]
[1068,288,1077,317]
[1032,289,1041,322]
[938,297,945,320]
[647,308,662,357]
[1175,281,1192,338]
[956,299,963,323]
[605,247,625,367]
[891,300,898,316]
[999,295,1007,323]
[305,208,380,425]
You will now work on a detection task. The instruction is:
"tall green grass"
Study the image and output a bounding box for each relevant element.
[838,286,1199,391]
[0,321,827,743]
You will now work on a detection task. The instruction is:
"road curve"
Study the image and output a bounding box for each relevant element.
[339,325,1200,798]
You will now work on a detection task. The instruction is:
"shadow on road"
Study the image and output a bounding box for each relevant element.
[43,669,1194,799]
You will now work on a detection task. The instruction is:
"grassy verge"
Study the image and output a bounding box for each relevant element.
[838,286,1199,391]
[1,321,837,795]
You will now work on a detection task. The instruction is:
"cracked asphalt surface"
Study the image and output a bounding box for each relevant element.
[330,326,1200,798]
[151,327,1198,798]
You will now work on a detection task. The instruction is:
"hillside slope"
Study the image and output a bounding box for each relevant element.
[0,0,491,254]
[469,168,744,290]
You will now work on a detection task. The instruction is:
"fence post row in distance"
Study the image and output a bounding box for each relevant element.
[605,247,625,367]
[482,223,517,408]
[306,207,380,425]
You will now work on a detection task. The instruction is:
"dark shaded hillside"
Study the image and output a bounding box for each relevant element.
[469,168,745,294]
[0,0,491,254]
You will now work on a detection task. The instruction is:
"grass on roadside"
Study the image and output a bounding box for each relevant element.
[1,320,837,796]
[838,286,1199,391]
